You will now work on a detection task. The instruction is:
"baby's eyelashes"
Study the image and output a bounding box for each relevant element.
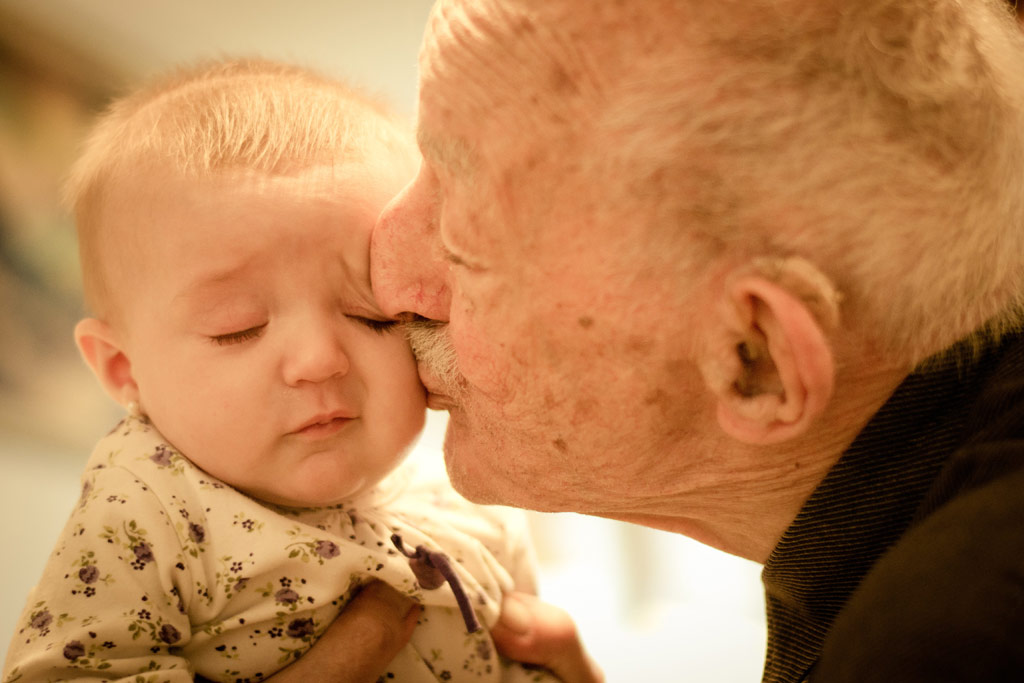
[347,316,400,335]
[209,324,267,346]
[205,314,399,346]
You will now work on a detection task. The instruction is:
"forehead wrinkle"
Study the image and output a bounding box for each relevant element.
[421,0,604,133]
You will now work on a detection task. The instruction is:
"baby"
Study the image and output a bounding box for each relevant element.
[2,59,553,683]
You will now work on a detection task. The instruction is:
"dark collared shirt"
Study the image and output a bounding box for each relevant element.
[761,332,1024,683]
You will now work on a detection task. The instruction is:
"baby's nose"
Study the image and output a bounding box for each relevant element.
[282,322,349,386]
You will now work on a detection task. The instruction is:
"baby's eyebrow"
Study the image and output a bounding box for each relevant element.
[172,261,256,305]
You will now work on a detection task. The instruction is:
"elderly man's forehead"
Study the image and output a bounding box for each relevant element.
[423,0,594,52]
[419,0,696,91]
[420,0,528,81]
[418,0,603,118]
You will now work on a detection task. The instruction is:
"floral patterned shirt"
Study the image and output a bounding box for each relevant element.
[3,417,554,683]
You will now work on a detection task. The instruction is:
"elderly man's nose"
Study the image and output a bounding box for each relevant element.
[370,181,452,321]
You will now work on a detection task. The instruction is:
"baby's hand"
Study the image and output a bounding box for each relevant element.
[491,592,605,683]
[265,581,420,683]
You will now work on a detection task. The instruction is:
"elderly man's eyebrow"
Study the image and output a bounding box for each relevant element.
[416,127,477,176]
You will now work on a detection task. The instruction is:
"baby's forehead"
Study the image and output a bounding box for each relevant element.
[102,152,403,258]
[109,167,389,289]
[109,154,383,210]
[73,59,418,322]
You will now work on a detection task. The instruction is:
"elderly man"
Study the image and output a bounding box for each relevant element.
[338,1,1024,681]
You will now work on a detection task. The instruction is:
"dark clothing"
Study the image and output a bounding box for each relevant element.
[761,332,1024,683]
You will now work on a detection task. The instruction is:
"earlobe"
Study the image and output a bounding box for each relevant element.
[706,265,837,445]
[74,318,139,408]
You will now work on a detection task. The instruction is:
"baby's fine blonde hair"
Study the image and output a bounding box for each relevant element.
[66,58,413,319]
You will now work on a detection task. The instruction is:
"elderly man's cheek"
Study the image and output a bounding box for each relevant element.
[452,327,518,403]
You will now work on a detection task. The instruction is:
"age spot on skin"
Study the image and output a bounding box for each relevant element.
[643,388,669,406]
[552,438,569,453]
[627,335,654,353]
[570,397,599,425]
[551,64,573,93]
[512,15,536,37]
[577,316,594,329]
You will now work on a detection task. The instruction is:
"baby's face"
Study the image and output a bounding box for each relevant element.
[108,161,426,507]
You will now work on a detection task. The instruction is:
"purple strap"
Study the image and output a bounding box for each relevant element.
[391,533,482,633]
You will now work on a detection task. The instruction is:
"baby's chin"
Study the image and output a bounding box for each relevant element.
[242,475,376,510]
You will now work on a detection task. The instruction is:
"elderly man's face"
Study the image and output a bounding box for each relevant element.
[371,0,710,512]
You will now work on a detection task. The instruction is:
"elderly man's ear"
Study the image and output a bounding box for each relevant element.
[699,262,838,445]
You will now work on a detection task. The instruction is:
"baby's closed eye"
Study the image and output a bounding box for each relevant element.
[346,316,399,335]
[209,324,267,346]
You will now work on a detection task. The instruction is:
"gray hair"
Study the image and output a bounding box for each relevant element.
[593,0,1024,363]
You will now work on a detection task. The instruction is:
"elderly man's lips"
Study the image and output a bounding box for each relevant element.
[416,365,444,393]
[426,392,457,411]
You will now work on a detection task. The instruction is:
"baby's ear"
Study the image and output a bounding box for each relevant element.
[74,318,139,408]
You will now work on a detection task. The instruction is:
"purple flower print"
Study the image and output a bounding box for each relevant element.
[286,618,315,639]
[30,610,53,630]
[314,540,340,559]
[150,445,173,467]
[133,543,154,563]
[275,588,300,604]
[476,639,492,661]
[130,542,155,570]
[188,523,205,544]
[63,640,85,661]
[78,565,99,584]
[158,624,181,644]
[234,577,249,592]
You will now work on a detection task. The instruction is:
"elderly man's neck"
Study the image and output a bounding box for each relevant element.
[601,361,911,563]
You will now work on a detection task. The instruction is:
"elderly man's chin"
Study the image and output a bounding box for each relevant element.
[439,412,480,487]
[405,320,523,505]
[438,409,515,505]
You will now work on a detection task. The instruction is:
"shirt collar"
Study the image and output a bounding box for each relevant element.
[759,336,1009,683]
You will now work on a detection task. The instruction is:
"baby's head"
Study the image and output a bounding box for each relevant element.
[69,58,426,508]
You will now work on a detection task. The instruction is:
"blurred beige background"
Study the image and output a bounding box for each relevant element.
[0,2,766,679]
